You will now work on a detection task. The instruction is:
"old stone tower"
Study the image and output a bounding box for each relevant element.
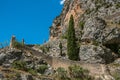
[10,35,16,48]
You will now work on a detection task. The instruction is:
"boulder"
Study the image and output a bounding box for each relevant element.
[81,17,120,44]
[21,74,34,80]
[0,53,6,65]
[79,45,114,63]
[81,17,106,42]
[0,72,4,79]
[102,27,120,44]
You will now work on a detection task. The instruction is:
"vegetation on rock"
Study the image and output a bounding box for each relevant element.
[54,65,93,80]
[12,40,24,48]
[55,67,70,80]
[79,21,85,30]
[59,42,63,56]
[12,60,48,75]
[12,60,27,71]
[37,64,48,74]
[68,65,93,80]
[113,72,120,80]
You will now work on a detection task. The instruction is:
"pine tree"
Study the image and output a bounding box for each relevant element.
[67,15,79,60]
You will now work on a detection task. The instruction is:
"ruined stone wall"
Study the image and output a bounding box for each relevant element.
[51,57,105,76]
[24,46,108,77]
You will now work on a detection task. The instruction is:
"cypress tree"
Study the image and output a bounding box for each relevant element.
[67,15,79,60]
[59,42,63,56]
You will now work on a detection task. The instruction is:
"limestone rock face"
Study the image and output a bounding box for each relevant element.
[81,17,106,42]
[48,0,120,79]
[79,45,114,64]
[82,17,120,44]
[50,0,84,40]
[48,0,120,59]
[42,39,67,57]
[49,0,120,41]
[103,27,120,44]
[0,53,6,65]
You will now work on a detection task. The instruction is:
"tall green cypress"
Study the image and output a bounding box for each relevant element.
[59,42,63,56]
[67,15,79,60]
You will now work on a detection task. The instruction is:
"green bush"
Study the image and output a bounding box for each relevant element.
[54,66,93,80]
[55,67,70,80]
[39,45,50,53]
[79,21,85,30]
[28,69,37,75]
[68,65,93,80]
[13,41,23,48]
[12,61,27,71]
[61,31,68,39]
[37,65,48,74]
[86,9,92,14]
[92,40,99,46]
[113,72,120,80]
[116,3,120,9]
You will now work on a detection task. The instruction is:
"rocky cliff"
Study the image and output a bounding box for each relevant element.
[50,0,120,40]
[47,0,120,79]
[48,0,120,58]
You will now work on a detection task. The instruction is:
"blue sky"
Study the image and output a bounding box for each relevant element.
[0,0,64,45]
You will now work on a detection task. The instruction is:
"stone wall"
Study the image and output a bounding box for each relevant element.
[51,57,105,76]
[24,46,111,78]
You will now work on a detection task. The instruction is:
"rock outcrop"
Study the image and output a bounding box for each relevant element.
[0,47,54,80]
[47,0,120,79]
[49,0,120,61]
[79,45,114,64]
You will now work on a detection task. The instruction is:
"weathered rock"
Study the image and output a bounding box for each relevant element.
[21,74,34,80]
[49,0,120,41]
[114,58,120,64]
[44,67,54,75]
[0,72,4,79]
[0,53,6,65]
[102,27,120,44]
[43,39,67,57]
[79,45,114,63]
[81,17,106,42]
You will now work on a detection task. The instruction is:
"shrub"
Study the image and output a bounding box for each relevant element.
[86,9,92,14]
[28,69,37,75]
[68,65,93,80]
[113,72,120,80]
[55,67,70,80]
[79,21,85,30]
[92,40,99,46]
[116,3,120,9]
[61,31,68,39]
[12,41,23,48]
[12,61,27,71]
[37,65,48,74]
[39,45,50,53]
